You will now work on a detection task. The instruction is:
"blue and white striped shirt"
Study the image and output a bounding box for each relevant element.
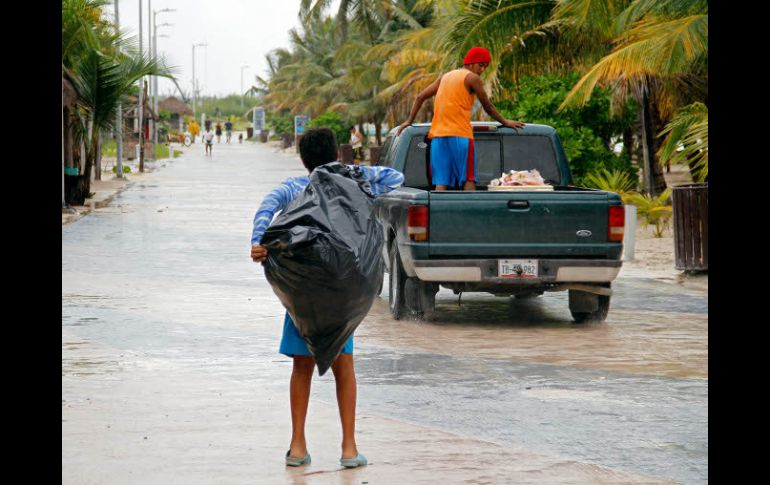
[251,164,404,245]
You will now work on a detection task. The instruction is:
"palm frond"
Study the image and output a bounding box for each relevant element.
[561,14,707,108]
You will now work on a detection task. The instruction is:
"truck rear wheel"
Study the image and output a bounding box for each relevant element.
[569,288,611,323]
[388,244,407,319]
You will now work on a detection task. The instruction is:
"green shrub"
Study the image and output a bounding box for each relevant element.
[154,143,169,159]
[307,112,349,147]
[582,169,637,203]
[625,189,673,237]
[267,112,294,137]
[497,73,637,186]
[112,165,131,173]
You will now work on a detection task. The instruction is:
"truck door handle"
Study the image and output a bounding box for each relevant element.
[508,201,529,210]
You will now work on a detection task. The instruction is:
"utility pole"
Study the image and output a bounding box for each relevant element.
[192,42,206,118]
[147,0,152,161]
[115,0,124,179]
[140,80,148,173]
[240,64,250,109]
[152,9,175,147]
[138,0,144,172]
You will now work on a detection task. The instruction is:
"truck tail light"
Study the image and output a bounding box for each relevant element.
[408,205,429,241]
[608,205,625,242]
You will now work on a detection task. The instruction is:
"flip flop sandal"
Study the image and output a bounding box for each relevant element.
[340,452,368,468]
[285,450,311,467]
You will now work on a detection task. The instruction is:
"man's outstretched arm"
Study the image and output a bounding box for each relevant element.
[396,76,443,136]
[465,73,525,131]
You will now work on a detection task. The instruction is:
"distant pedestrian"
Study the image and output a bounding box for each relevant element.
[215,122,223,143]
[225,120,233,143]
[188,120,200,142]
[205,118,212,131]
[238,132,243,144]
[349,126,364,165]
[203,128,214,156]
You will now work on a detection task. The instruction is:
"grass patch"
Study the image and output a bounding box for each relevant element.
[102,139,117,157]
[154,143,169,159]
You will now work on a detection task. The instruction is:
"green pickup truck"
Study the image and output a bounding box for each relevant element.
[374,122,625,323]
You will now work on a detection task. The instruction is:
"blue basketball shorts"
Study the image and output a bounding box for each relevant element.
[279,312,354,357]
[429,136,477,187]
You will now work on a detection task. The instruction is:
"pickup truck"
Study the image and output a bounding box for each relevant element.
[373,122,625,323]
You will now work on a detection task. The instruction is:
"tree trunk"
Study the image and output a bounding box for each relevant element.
[622,127,634,165]
[94,132,102,181]
[640,88,667,196]
[647,91,668,194]
[374,119,382,146]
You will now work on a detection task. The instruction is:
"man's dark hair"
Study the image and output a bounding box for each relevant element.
[299,127,338,172]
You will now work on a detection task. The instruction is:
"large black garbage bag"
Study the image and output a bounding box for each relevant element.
[261,162,385,376]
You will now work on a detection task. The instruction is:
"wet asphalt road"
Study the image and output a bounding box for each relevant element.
[62,140,707,483]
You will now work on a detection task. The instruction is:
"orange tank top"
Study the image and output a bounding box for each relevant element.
[428,69,474,139]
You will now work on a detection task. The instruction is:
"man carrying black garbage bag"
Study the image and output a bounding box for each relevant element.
[250,128,404,469]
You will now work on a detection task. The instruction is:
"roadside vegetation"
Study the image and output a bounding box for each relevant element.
[62,0,175,202]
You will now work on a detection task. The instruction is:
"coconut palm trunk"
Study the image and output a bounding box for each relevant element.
[640,87,667,196]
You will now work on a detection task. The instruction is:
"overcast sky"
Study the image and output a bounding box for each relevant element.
[107,0,339,98]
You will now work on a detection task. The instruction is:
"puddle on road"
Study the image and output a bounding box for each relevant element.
[358,294,707,379]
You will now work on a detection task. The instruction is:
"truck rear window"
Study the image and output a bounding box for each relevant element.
[402,133,561,188]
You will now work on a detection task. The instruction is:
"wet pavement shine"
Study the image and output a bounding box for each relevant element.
[62,140,707,484]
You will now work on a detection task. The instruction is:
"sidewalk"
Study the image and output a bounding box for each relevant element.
[62,157,165,225]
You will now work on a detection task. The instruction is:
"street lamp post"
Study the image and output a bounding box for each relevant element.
[114,0,123,179]
[152,8,175,147]
[192,42,207,119]
[138,0,144,172]
[240,64,250,109]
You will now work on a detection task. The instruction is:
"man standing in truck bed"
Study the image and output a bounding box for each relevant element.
[397,46,525,191]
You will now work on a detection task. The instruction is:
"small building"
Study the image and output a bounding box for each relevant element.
[158,96,193,132]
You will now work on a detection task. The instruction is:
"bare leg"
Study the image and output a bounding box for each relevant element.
[289,355,314,458]
[435,185,447,191]
[331,354,358,459]
[462,180,476,191]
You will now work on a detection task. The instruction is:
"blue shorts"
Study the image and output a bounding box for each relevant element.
[279,312,354,357]
[429,136,477,187]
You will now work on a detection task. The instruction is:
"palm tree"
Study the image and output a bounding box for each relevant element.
[558,0,708,195]
[62,0,174,203]
[657,102,707,182]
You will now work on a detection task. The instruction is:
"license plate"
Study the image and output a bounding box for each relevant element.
[498,259,538,278]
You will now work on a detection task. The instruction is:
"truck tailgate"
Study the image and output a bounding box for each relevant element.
[428,190,618,258]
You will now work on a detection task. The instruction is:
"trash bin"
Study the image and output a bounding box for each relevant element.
[368,146,382,166]
[247,127,254,139]
[339,144,354,164]
[259,131,269,143]
[672,183,708,271]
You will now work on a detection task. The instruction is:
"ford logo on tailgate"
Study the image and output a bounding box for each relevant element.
[576,230,592,237]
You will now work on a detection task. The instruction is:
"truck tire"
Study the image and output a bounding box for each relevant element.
[388,244,407,320]
[569,289,611,323]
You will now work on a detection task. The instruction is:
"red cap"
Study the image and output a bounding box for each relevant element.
[463,46,491,65]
